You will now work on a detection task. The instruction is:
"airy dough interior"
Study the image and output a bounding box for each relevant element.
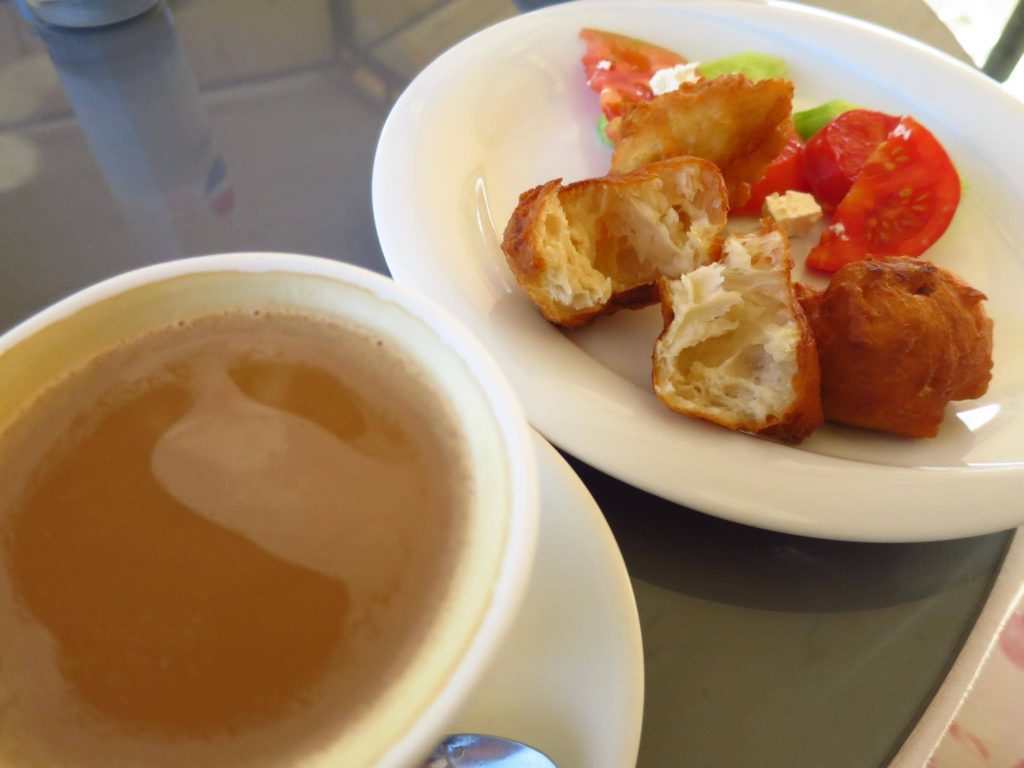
[655,232,800,424]
[548,162,724,311]
[535,194,613,310]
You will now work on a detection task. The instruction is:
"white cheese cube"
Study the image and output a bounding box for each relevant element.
[762,191,823,237]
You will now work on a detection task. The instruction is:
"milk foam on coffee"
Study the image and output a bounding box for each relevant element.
[0,311,471,767]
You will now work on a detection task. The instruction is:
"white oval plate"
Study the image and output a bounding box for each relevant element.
[451,431,643,768]
[373,0,1024,542]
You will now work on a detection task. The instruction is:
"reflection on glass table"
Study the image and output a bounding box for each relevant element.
[0,1,1016,767]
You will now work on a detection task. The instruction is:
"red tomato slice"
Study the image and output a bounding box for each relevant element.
[579,28,686,121]
[804,109,899,210]
[734,136,809,216]
[806,116,961,273]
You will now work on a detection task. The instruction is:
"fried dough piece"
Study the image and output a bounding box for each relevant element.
[502,156,728,328]
[799,256,994,438]
[611,74,793,208]
[653,222,823,443]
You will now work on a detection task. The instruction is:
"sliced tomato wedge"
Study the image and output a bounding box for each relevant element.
[734,135,809,215]
[805,116,961,273]
[580,29,686,140]
[804,109,900,210]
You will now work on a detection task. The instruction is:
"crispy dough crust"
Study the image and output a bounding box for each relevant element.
[501,157,728,328]
[801,256,994,438]
[501,179,604,328]
[611,74,793,208]
[761,304,823,443]
[652,221,823,443]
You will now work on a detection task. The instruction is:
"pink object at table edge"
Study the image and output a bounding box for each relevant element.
[892,528,1024,768]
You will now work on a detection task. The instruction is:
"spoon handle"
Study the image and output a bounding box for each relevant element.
[424,733,557,767]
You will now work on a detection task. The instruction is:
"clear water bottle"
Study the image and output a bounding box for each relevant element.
[27,1,236,259]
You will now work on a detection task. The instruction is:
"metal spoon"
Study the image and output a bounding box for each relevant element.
[422,733,557,767]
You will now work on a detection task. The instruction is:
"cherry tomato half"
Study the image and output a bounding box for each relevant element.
[804,109,900,210]
[734,135,809,216]
[805,116,961,273]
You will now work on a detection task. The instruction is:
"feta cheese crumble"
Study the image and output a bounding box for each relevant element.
[762,191,823,237]
[829,222,849,241]
[649,63,702,96]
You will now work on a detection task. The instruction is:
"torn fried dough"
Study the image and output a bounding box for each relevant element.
[501,156,728,328]
[653,222,823,443]
[611,74,793,208]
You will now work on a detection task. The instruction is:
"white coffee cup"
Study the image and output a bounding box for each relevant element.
[0,253,539,768]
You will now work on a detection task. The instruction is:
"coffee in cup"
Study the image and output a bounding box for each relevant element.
[0,256,537,768]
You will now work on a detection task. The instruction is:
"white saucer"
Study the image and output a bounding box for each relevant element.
[448,431,644,768]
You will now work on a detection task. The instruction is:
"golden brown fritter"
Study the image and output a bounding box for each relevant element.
[611,74,793,208]
[800,256,993,438]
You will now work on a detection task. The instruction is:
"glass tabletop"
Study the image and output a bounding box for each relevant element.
[0,1,1012,766]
